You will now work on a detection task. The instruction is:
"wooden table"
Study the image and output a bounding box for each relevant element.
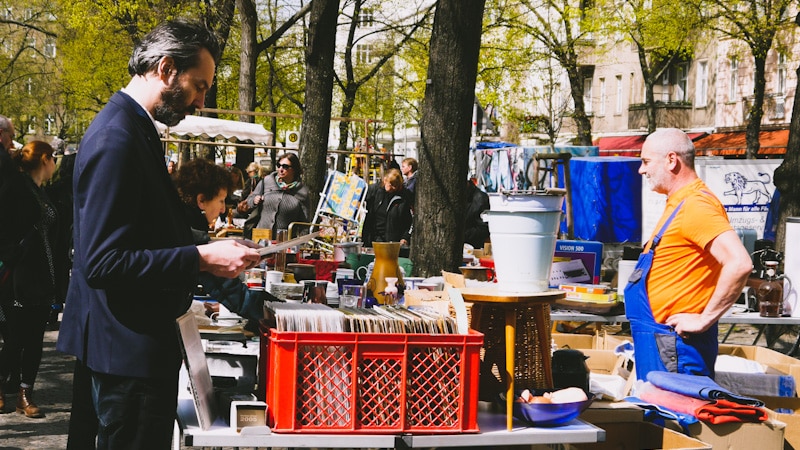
[459,286,565,431]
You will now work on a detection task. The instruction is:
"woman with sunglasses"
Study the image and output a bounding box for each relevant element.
[246,152,308,235]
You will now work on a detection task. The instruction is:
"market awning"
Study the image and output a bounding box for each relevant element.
[593,135,646,156]
[594,132,708,157]
[157,115,274,144]
[693,129,788,156]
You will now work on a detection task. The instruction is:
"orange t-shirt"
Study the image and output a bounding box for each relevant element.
[645,179,733,323]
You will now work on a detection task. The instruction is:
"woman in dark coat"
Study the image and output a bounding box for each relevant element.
[361,168,413,247]
[0,141,59,418]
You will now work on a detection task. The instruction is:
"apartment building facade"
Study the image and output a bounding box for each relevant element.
[574,20,799,157]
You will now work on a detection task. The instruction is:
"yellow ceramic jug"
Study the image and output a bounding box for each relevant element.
[367,242,405,305]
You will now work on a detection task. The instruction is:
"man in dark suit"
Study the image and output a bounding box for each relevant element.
[56,21,260,449]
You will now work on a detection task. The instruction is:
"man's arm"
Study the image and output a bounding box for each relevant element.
[666,229,753,334]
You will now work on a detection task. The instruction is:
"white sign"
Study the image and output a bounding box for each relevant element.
[642,158,781,241]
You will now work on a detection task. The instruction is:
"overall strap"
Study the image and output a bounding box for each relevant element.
[651,200,686,251]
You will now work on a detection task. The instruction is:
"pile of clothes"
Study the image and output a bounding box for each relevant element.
[627,371,768,429]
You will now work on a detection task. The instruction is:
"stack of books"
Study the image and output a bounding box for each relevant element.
[558,283,618,303]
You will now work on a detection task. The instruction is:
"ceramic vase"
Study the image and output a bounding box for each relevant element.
[367,242,404,305]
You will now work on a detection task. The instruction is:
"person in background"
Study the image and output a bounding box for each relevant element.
[0,116,37,391]
[175,158,262,320]
[242,161,261,200]
[0,141,59,418]
[56,20,260,449]
[166,159,176,176]
[176,158,232,237]
[625,128,752,380]
[44,150,77,329]
[464,179,490,249]
[361,168,413,247]
[0,115,19,348]
[247,152,309,235]
[236,161,263,240]
[401,157,418,195]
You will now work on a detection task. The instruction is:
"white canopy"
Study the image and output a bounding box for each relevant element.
[159,115,274,145]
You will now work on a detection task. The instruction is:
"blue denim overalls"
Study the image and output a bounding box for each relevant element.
[624,201,718,380]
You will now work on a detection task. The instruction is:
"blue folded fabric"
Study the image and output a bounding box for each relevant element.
[624,396,698,433]
[647,371,764,406]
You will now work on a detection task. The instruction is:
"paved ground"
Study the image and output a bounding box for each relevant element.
[0,321,797,449]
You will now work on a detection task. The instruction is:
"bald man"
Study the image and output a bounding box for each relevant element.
[624,128,752,380]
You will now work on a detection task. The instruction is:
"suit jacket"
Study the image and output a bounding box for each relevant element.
[56,91,199,379]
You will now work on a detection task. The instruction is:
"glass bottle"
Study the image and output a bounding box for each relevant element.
[757,261,783,318]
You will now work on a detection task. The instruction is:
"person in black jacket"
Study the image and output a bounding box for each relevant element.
[464,179,490,249]
[0,141,58,418]
[361,168,413,247]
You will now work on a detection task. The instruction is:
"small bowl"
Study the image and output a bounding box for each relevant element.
[287,263,316,282]
[505,389,595,427]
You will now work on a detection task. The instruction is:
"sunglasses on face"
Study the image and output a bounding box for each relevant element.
[278,163,293,170]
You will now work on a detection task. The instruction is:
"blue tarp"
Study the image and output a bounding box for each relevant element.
[564,157,642,243]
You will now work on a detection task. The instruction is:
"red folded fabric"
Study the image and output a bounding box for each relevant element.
[694,399,768,424]
[638,382,710,416]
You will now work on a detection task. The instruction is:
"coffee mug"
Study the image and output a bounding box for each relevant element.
[244,268,265,289]
[265,270,283,289]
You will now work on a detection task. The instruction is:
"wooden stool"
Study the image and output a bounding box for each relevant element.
[459,286,564,431]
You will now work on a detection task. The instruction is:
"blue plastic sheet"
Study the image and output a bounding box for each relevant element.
[565,157,642,243]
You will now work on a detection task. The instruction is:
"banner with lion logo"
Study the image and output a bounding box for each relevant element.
[643,159,781,240]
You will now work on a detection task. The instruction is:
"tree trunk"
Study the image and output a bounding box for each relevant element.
[414,0,486,277]
[203,0,236,115]
[773,16,800,251]
[237,0,257,122]
[300,0,341,213]
[565,64,592,146]
[645,81,656,134]
[745,55,768,159]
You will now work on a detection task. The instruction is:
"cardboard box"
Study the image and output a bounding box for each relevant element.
[568,421,711,449]
[579,400,644,424]
[719,344,800,382]
[755,395,800,450]
[551,240,604,286]
[553,333,598,350]
[685,418,785,450]
[717,344,799,397]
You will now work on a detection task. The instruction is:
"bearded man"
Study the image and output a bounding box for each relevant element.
[625,128,751,381]
[56,20,260,449]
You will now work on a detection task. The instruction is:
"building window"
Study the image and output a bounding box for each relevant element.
[359,8,374,28]
[676,63,688,101]
[599,77,606,116]
[695,61,708,107]
[44,36,56,58]
[355,44,372,64]
[661,71,670,102]
[583,78,593,114]
[729,57,738,102]
[45,114,55,134]
[630,72,636,104]
[615,75,623,114]
[25,36,36,55]
[778,53,787,95]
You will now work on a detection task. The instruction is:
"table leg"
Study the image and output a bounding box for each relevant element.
[505,307,516,431]
[534,304,554,388]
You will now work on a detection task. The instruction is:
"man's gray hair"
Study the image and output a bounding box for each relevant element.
[0,115,10,133]
[128,19,221,77]
[645,128,696,169]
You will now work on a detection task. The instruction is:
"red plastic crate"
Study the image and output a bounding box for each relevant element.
[259,327,483,434]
